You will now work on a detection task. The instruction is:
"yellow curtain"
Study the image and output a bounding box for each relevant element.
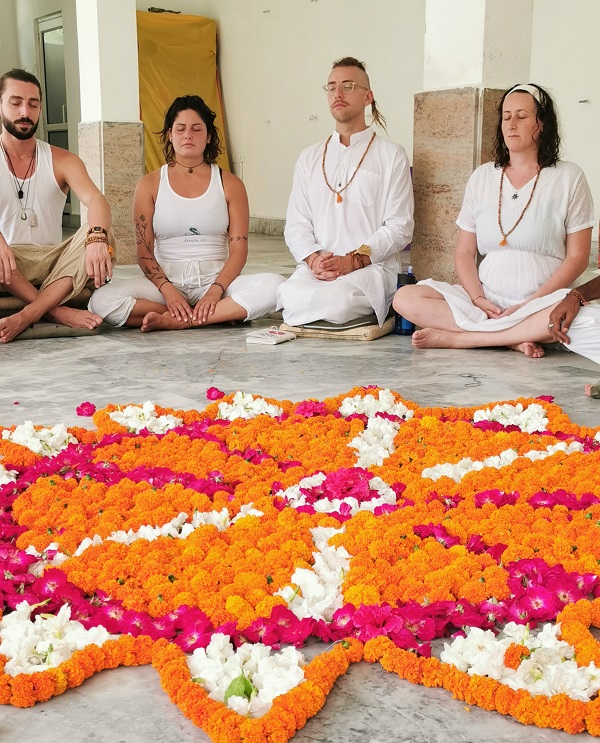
[137,11,230,174]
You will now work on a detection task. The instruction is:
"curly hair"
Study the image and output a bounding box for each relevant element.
[331,56,387,132]
[493,83,560,168]
[158,95,223,165]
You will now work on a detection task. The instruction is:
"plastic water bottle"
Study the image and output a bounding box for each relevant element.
[394,266,416,335]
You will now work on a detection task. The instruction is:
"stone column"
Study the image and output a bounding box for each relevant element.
[412,0,534,283]
[75,0,143,264]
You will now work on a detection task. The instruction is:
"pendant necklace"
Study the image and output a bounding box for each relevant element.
[322,131,376,203]
[497,166,541,247]
[174,159,205,174]
[0,141,38,222]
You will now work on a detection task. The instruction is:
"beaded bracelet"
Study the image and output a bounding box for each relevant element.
[567,289,588,306]
[349,251,368,271]
[212,281,226,294]
[472,295,484,303]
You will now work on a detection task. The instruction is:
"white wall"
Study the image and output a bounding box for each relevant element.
[135,0,426,220]
[530,0,599,239]
[424,0,486,89]
[0,0,19,71]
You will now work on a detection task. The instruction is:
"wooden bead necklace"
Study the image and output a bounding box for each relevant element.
[497,166,541,247]
[322,131,376,203]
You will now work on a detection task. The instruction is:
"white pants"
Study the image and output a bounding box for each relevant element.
[89,271,285,326]
[277,274,373,326]
[563,305,600,365]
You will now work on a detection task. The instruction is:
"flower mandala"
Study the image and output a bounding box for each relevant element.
[2,387,600,739]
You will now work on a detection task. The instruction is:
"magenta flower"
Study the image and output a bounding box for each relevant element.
[449,601,488,629]
[478,599,509,624]
[413,523,461,548]
[529,489,600,510]
[206,387,225,400]
[294,401,329,418]
[396,604,436,641]
[475,489,518,508]
[486,543,508,563]
[76,401,97,416]
[519,586,560,620]
[278,460,302,472]
[388,627,420,650]
[353,604,404,642]
[175,619,214,651]
[244,617,281,646]
[465,535,486,554]
[95,603,128,633]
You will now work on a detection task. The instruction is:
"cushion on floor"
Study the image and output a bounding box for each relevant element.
[279,314,394,340]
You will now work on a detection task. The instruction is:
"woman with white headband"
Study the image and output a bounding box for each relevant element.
[393,83,597,361]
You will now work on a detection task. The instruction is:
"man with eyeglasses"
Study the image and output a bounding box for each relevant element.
[277,56,414,328]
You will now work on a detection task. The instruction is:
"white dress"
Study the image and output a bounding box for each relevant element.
[419,161,595,332]
[419,161,600,365]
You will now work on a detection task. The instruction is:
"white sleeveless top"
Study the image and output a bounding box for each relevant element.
[0,140,67,246]
[153,164,229,263]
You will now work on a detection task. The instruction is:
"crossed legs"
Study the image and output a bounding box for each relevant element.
[393,284,553,357]
[0,269,101,343]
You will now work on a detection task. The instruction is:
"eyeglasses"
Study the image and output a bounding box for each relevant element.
[322,81,368,95]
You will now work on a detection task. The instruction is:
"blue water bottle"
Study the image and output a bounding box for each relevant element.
[394,266,416,335]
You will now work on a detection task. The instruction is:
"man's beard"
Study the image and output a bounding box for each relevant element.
[1,115,39,140]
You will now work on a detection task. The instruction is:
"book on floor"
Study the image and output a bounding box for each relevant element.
[246,327,296,345]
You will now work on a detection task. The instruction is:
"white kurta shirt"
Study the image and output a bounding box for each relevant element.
[283,128,414,323]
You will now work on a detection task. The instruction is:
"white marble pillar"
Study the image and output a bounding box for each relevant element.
[75,0,143,264]
[413,0,534,282]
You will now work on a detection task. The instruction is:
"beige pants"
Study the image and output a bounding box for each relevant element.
[10,223,116,305]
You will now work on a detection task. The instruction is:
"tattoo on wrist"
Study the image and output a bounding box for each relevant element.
[228,236,248,244]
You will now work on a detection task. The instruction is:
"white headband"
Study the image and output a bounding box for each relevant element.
[506,84,541,104]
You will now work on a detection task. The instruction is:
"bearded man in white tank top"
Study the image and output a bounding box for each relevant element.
[89,95,284,331]
[0,69,114,343]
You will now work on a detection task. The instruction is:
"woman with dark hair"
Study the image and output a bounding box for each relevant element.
[89,95,284,330]
[393,83,594,358]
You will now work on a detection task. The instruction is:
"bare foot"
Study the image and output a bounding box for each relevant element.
[141,311,189,333]
[47,306,103,330]
[0,312,31,343]
[412,328,457,349]
[509,342,545,358]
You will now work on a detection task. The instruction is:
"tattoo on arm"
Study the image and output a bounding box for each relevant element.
[228,236,248,244]
[135,213,167,283]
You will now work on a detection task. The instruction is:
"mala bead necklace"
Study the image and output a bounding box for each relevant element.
[497,166,541,247]
[322,131,376,203]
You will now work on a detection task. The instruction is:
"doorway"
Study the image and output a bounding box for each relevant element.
[36,13,73,225]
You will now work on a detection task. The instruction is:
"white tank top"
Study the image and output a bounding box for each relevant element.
[153,163,229,263]
[0,140,67,246]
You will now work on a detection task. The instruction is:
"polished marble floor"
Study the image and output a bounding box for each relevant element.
[1,236,600,742]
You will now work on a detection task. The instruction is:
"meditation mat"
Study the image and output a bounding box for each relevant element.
[16,323,105,341]
[280,314,394,340]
